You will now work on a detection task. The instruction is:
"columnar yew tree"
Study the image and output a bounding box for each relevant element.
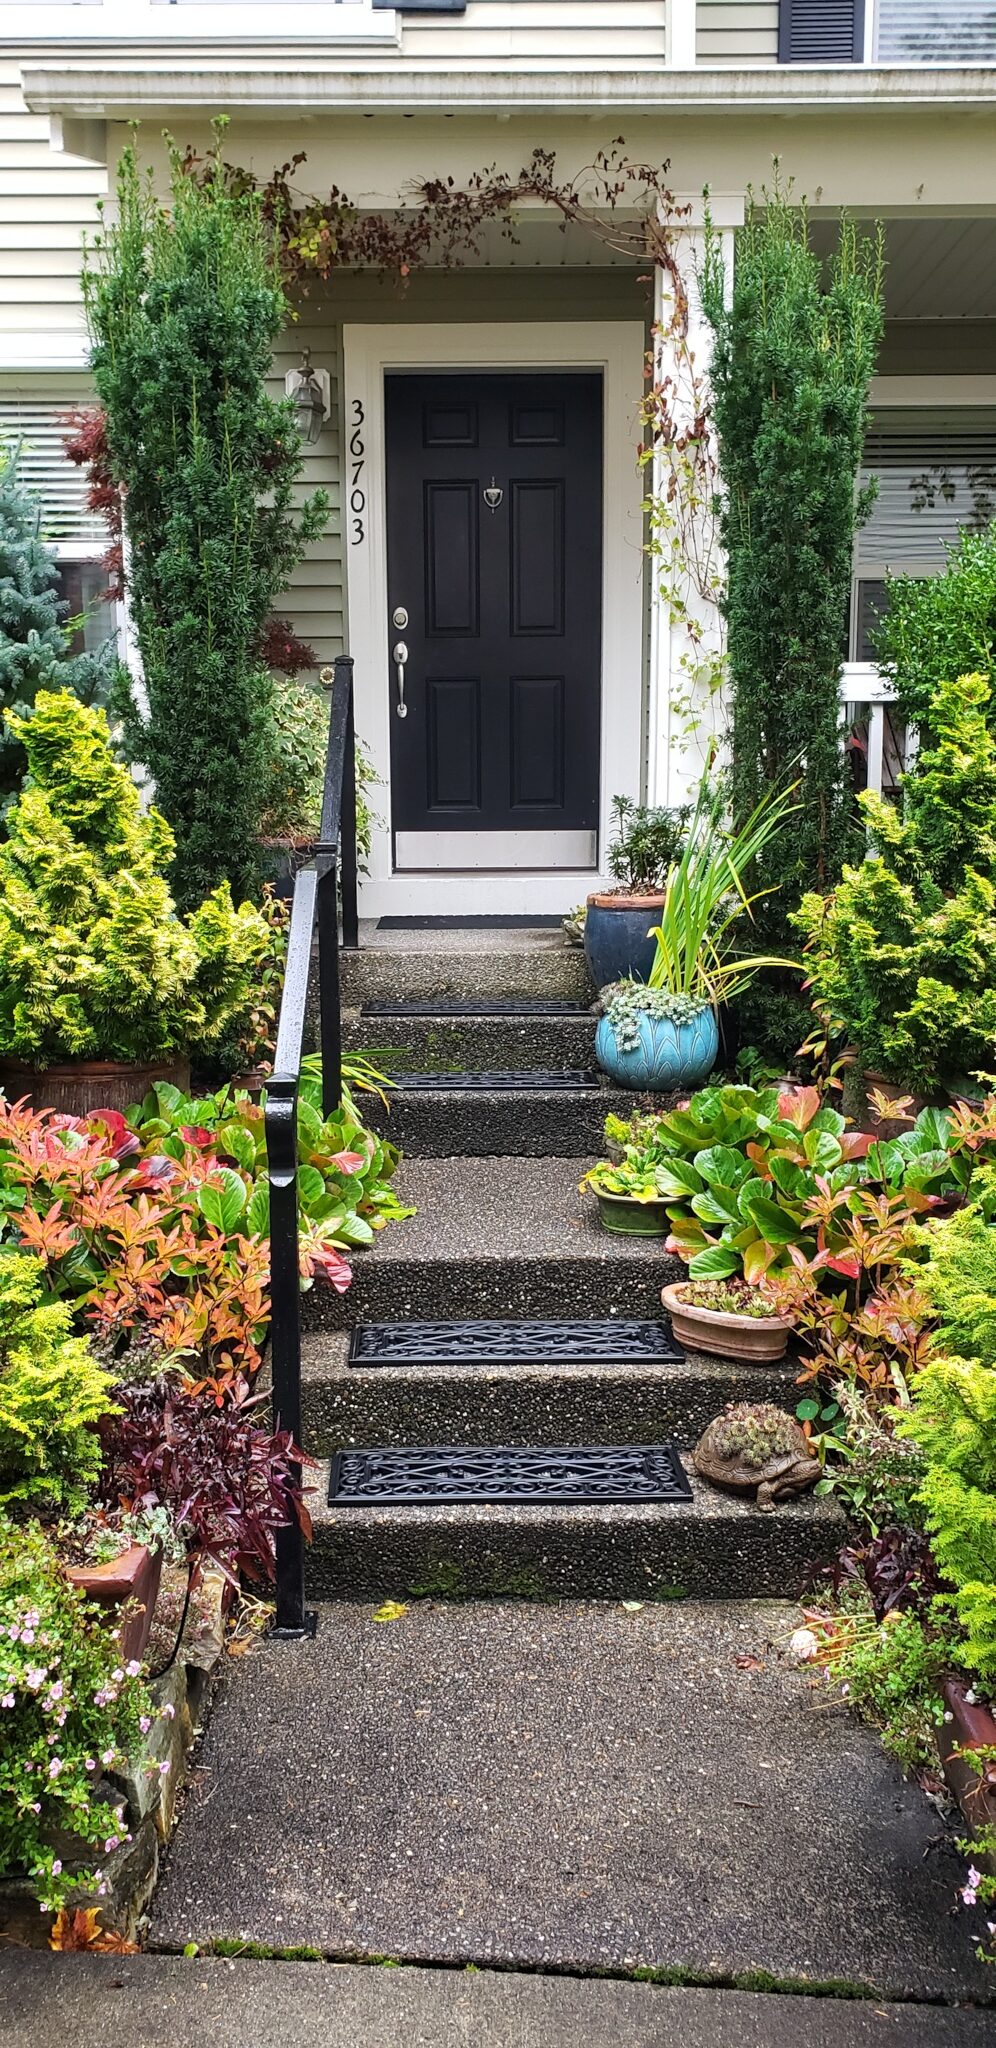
[84,135,328,907]
[701,188,884,934]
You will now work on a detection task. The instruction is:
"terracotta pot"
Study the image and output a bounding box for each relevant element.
[66,1544,163,1666]
[0,1058,191,1120]
[661,1281,791,1362]
[935,1678,996,1855]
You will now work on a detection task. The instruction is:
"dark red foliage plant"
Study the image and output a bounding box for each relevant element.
[832,1527,943,1621]
[99,1375,314,1587]
[61,405,123,599]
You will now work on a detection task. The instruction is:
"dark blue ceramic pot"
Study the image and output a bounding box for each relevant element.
[584,893,664,990]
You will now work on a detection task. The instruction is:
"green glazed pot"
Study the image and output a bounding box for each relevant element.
[595,1191,669,1237]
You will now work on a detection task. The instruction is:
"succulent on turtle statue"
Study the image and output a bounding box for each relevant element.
[693,1403,818,1511]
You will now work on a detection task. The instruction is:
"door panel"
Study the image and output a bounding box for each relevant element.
[385,371,602,867]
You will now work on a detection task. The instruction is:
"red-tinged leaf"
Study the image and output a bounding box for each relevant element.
[824,1254,861,1279]
[838,1131,872,1161]
[778,1086,821,1130]
[746,1141,772,1176]
[328,1150,365,1174]
[180,1125,215,1148]
[131,1154,177,1191]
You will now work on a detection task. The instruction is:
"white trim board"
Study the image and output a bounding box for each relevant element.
[342,320,646,919]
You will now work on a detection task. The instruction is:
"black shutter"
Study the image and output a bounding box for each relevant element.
[779,0,864,62]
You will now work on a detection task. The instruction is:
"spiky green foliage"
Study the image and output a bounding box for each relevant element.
[902,1356,996,1686]
[83,132,329,907]
[0,440,117,807]
[911,1203,996,1368]
[700,187,883,931]
[0,1254,118,1514]
[876,521,996,741]
[795,674,996,1091]
[0,690,270,1064]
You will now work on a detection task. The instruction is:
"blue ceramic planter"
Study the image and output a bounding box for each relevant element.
[584,895,663,990]
[595,1005,719,1092]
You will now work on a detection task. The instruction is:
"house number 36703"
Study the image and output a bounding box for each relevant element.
[349,399,366,545]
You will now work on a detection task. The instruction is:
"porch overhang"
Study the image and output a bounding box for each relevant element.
[21,62,996,124]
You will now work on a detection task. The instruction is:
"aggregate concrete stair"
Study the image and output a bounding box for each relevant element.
[301,1154,684,1329]
[317,922,834,1606]
[343,998,598,1074]
[300,1325,803,1455]
[308,1460,842,1602]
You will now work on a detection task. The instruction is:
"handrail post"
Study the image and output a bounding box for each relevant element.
[317,855,341,1121]
[265,1081,314,1639]
[339,656,360,953]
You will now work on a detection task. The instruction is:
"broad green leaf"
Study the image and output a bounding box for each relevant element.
[687,1242,740,1279]
[693,1144,752,1190]
[802,1129,844,1174]
[218,1123,258,1174]
[198,1167,248,1236]
[912,1105,950,1152]
[653,1158,705,1199]
[795,1398,820,1422]
[297,1164,327,1215]
[244,1178,270,1237]
[809,1106,846,1137]
[153,1082,185,1116]
[691,1186,743,1227]
[738,1188,802,1245]
[768,1153,812,1200]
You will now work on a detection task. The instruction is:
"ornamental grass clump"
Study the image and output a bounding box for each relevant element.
[0,691,270,1067]
[0,1513,154,1910]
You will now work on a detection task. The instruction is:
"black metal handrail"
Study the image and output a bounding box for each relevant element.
[264,653,359,1636]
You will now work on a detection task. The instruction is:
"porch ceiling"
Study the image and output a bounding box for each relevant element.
[811,215,996,321]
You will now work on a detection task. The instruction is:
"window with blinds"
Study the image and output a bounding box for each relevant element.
[0,402,105,548]
[876,0,996,64]
[852,410,996,659]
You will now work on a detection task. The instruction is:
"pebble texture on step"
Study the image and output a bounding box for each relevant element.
[364,1085,636,1158]
[300,1333,801,1453]
[302,1157,684,1329]
[343,1006,598,1073]
[146,1600,992,2000]
[309,1464,843,1601]
[340,925,595,1006]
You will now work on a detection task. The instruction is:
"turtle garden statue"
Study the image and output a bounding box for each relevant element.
[693,1403,819,1511]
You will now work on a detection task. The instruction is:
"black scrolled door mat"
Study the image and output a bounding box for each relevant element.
[363,999,588,1018]
[388,1069,596,1092]
[348,1319,684,1368]
[327,1442,692,1507]
[376,915,564,929]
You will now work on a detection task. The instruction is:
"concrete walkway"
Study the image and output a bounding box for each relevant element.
[0,1954,992,2048]
[147,1599,993,2004]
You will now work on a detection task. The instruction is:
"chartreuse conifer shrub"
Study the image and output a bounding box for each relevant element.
[0,1255,118,1517]
[0,440,119,808]
[83,130,329,908]
[700,186,884,931]
[794,672,996,1093]
[0,690,269,1066]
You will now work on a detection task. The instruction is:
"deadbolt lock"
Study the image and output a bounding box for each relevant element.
[392,605,409,630]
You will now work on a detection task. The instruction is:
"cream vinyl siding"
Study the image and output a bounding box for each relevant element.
[401,0,668,68]
[0,64,105,367]
[270,317,345,671]
[696,0,779,64]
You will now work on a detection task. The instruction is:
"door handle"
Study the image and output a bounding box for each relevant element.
[393,639,408,719]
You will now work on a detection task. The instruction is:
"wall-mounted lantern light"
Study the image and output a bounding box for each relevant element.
[285,348,331,444]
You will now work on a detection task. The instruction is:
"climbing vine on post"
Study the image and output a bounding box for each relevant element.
[701,183,884,935]
[84,129,329,909]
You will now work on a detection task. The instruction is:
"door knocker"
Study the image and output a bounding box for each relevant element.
[483,477,503,513]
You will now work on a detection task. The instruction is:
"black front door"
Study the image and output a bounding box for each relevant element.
[385,371,602,868]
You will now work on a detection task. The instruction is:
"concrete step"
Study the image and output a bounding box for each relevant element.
[340,924,594,1006]
[302,1155,683,1330]
[366,1081,635,1157]
[300,1328,801,1456]
[343,1003,597,1073]
[308,1455,843,1601]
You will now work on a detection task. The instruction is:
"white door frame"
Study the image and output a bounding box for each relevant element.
[342,320,647,918]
